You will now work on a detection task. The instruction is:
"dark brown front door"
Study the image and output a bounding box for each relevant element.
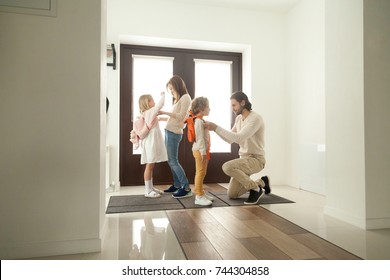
[120,45,241,186]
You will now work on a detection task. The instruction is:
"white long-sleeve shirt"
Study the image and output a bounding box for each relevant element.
[165,94,191,134]
[144,92,165,127]
[192,118,210,156]
[215,111,265,157]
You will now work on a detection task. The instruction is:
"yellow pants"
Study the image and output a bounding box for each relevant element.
[193,150,209,196]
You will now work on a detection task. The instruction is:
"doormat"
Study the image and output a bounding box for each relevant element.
[106,192,294,214]
[209,192,295,206]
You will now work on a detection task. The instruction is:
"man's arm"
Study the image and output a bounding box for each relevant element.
[206,118,261,144]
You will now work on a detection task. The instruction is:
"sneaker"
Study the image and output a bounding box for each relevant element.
[164,185,179,193]
[145,190,161,198]
[244,188,263,205]
[152,187,163,194]
[172,188,192,198]
[204,192,214,201]
[195,195,213,206]
[261,176,271,194]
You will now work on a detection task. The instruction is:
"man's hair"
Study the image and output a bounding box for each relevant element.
[230,91,252,111]
[191,97,209,115]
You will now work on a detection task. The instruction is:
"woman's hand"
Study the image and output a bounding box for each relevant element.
[158,116,168,122]
[159,110,173,118]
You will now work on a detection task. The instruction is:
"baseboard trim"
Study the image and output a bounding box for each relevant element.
[324,206,366,229]
[324,206,390,230]
[366,217,390,230]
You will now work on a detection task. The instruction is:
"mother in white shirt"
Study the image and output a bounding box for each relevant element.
[205,91,271,205]
[159,75,192,198]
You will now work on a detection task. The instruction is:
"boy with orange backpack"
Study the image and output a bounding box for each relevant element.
[186,97,214,206]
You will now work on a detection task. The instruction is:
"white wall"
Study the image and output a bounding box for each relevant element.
[324,0,366,228]
[106,0,288,186]
[363,0,390,229]
[1,0,387,261]
[285,0,326,194]
[324,0,390,229]
[0,0,106,258]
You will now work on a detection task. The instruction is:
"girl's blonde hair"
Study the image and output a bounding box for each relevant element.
[138,94,153,113]
[191,97,209,115]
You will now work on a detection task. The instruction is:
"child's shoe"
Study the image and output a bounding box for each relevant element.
[204,192,214,201]
[145,190,161,198]
[195,195,213,206]
[152,187,164,194]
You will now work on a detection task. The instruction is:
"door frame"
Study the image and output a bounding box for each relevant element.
[120,44,242,186]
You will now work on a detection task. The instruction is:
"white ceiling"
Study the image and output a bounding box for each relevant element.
[177,0,300,12]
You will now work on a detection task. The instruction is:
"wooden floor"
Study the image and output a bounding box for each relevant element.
[165,184,361,260]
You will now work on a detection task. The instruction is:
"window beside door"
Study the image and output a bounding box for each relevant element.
[132,55,173,155]
[194,59,232,153]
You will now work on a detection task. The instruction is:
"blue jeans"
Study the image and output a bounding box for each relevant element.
[165,129,189,189]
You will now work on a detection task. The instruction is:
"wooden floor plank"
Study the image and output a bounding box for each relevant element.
[206,207,259,239]
[166,210,207,243]
[239,237,292,260]
[198,223,257,260]
[246,207,308,235]
[181,241,222,260]
[290,233,361,260]
[185,208,219,224]
[222,205,261,221]
[243,219,321,259]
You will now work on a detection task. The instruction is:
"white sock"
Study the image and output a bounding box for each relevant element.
[253,186,260,192]
[145,180,153,193]
[151,178,153,187]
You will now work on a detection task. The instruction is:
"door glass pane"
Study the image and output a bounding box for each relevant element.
[132,55,173,154]
[194,59,232,153]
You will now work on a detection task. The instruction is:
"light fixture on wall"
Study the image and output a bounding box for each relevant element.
[107,43,116,70]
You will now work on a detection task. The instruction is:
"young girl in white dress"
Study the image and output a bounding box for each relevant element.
[138,92,168,198]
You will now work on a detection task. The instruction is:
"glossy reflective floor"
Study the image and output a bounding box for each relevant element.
[29,185,390,260]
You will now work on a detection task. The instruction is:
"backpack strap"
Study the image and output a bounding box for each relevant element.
[141,113,158,130]
[146,116,158,130]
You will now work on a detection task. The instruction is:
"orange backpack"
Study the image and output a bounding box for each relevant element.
[185,110,211,160]
[184,110,199,143]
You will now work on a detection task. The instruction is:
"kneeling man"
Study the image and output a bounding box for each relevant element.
[206,91,270,204]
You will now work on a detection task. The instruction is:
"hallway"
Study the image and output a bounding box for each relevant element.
[28,185,390,260]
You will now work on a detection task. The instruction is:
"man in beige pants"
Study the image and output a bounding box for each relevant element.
[206,91,270,205]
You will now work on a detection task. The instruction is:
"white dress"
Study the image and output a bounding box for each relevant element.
[140,93,168,164]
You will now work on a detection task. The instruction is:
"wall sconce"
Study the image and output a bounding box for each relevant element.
[107,43,116,70]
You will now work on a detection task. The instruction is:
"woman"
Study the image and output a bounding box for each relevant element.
[159,75,192,198]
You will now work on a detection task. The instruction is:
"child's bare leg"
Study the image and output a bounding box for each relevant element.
[144,163,155,181]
